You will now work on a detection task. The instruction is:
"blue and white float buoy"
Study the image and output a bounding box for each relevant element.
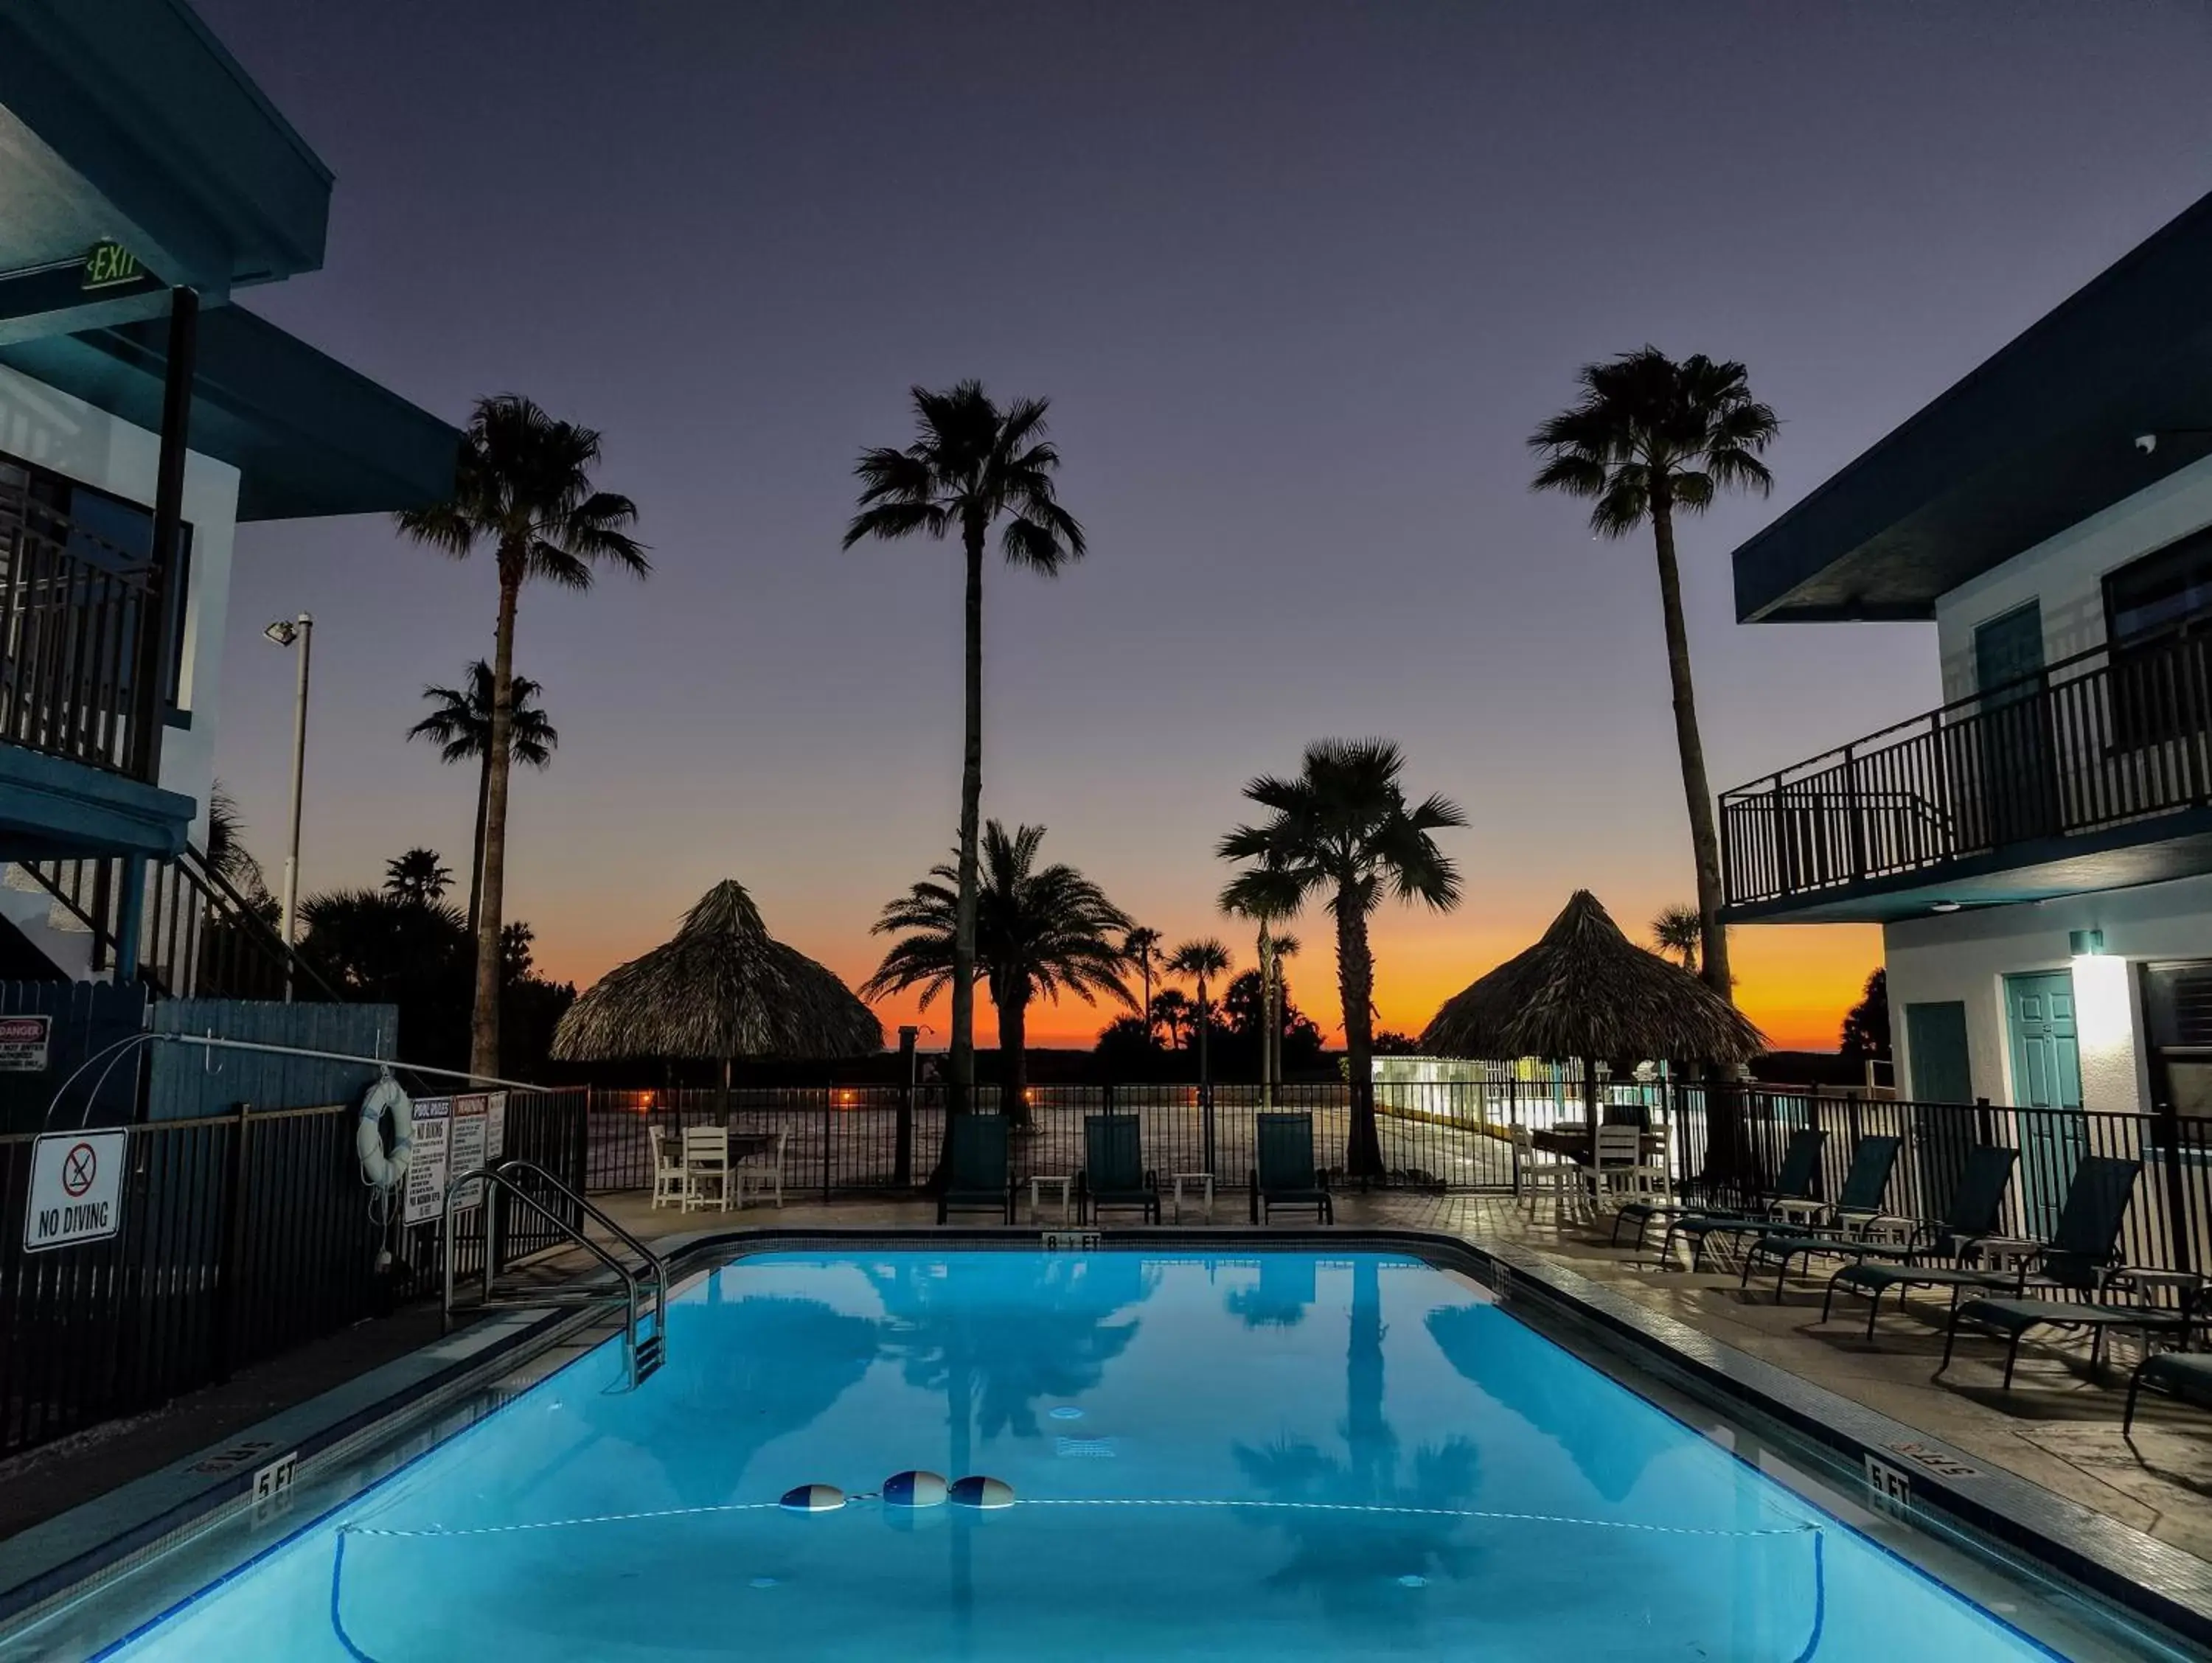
[883,1470,947,1508]
[947,1475,1016,1510]
[779,1484,846,1513]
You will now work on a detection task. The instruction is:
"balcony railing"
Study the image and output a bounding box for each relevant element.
[1721,622,2212,908]
[0,479,168,781]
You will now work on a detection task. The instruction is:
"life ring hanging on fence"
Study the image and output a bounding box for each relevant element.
[357,1070,414,1189]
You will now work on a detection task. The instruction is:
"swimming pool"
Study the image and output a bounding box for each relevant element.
[63,1249,2154,1659]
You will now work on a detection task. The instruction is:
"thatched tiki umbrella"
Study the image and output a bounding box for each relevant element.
[553,882,883,1104]
[1419,890,1764,1165]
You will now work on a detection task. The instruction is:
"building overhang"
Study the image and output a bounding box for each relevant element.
[1732,189,2212,625]
[0,306,461,520]
[0,746,195,864]
[1722,810,2212,924]
[0,0,332,344]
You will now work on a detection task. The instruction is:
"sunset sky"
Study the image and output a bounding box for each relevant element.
[190,1,2212,1055]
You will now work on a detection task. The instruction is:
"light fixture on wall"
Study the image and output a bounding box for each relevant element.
[2068,928,2107,957]
[1930,901,1961,914]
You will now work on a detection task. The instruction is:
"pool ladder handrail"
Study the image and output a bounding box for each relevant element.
[441,1158,669,1386]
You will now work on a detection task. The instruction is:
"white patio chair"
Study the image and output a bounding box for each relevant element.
[650,1129,686,1210]
[735,1129,787,1209]
[1514,1126,1578,1219]
[682,1125,734,1212]
[1587,1123,1649,1213]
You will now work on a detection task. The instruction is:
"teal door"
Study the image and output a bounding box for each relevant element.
[2006,971,2084,1235]
[1975,604,2059,846]
[1905,1001,1975,1219]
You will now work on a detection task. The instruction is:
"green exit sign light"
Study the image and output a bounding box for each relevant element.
[82,241,146,291]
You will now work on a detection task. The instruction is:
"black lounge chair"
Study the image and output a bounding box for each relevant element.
[1813,1146,2021,1336]
[1733,1135,1905,1300]
[1251,1112,1333,1224]
[1655,1129,1829,1269]
[937,1113,1015,1224]
[1079,1113,1160,1224]
[1831,1154,2140,1343]
[2126,1344,2212,1434]
[1944,1294,2192,1390]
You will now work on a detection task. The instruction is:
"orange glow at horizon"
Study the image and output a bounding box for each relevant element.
[539,913,1881,1060]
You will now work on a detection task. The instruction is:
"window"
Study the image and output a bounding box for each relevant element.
[2101,528,2212,750]
[0,447,192,713]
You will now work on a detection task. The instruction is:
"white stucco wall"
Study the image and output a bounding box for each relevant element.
[0,364,239,841]
[1933,453,2212,700]
[1882,873,2212,1112]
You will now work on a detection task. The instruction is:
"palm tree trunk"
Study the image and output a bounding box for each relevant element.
[466,749,490,938]
[1336,892,1383,1180]
[471,568,519,1081]
[1001,991,1030,1131]
[949,522,984,1120]
[1141,957,1153,1047]
[1258,929,1275,1110]
[1649,496,1732,1003]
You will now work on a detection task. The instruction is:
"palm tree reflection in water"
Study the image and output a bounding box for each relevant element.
[1225,1253,1318,1330]
[866,1255,1155,1628]
[1233,1260,1482,1623]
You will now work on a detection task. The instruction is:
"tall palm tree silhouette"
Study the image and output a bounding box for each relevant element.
[398,396,644,1075]
[843,382,1085,1119]
[408,660,557,935]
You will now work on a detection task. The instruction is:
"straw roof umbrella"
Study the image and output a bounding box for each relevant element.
[553,882,883,1087]
[1420,890,1764,1155]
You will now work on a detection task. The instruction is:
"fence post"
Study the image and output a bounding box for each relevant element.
[213,1100,252,1382]
[895,1027,917,1189]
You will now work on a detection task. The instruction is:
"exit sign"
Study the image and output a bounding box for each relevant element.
[82,241,146,291]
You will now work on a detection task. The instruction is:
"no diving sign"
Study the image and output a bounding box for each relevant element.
[24,1129,128,1252]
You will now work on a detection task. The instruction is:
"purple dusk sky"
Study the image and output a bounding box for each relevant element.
[190,0,2212,1047]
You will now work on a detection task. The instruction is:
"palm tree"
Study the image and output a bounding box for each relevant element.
[1223,868,1304,1107]
[864,821,1131,1128]
[385,848,453,904]
[1122,925,1163,1045]
[1166,937,1233,1109]
[843,383,1085,1117]
[1530,348,1778,1003]
[1151,988,1192,1049]
[1220,739,1465,1179]
[406,661,558,935]
[1650,902,1702,973]
[203,781,269,902]
[398,396,644,1078]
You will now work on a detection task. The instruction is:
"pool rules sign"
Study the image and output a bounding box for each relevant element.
[24,1128,128,1252]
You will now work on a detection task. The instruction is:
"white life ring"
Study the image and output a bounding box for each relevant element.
[357,1075,414,1189]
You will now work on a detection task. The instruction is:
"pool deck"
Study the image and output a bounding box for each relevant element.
[4,1185,2209,1582]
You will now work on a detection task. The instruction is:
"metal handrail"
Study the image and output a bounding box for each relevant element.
[441,1158,667,1384]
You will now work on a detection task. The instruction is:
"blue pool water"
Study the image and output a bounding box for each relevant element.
[105,1252,2060,1661]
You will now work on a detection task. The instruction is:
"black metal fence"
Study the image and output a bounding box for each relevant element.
[1720,620,2212,909]
[0,1088,586,1458]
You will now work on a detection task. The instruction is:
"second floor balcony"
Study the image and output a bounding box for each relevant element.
[1719,622,2212,920]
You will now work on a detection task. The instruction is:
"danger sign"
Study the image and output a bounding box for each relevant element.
[24,1128,128,1252]
[0,1014,50,1072]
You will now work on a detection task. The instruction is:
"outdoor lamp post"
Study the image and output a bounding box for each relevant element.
[264,613,313,1000]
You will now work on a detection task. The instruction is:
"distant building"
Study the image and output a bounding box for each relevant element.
[0,0,456,992]
[1722,189,2212,1157]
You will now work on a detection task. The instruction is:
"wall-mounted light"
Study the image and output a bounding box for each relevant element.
[1930,901,1962,914]
[2068,928,2107,957]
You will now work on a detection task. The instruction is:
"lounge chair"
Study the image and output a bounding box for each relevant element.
[2126,1345,2212,1434]
[1251,1112,1333,1224]
[1614,1126,1823,1249]
[1821,1152,2133,1359]
[1935,1160,2176,1389]
[1731,1135,1905,1299]
[1654,1129,1830,1268]
[938,1114,1015,1224]
[1816,1146,2020,1337]
[1079,1114,1160,1224]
